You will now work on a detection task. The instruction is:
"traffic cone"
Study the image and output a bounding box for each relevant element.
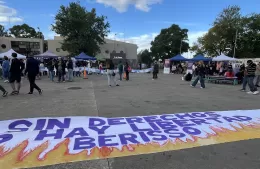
[83,67,88,79]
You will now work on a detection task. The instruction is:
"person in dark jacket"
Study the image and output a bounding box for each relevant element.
[246,60,259,95]
[67,58,74,82]
[118,61,123,81]
[57,57,65,82]
[24,56,42,95]
[191,61,205,88]
[47,58,55,81]
[9,53,24,95]
[153,61,159,80]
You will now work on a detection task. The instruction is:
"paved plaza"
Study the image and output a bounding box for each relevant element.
[1,73,260,169]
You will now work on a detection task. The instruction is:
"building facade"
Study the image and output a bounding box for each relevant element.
[47,36,138,65]
[0,36,138,66]
[0,37,44,56]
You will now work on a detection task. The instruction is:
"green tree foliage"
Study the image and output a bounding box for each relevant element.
[138,49,152,65]
[191,5,260,58]
[0,24,8,37]
[52,2,110,56]
[9,24,43,38]
[150,24,189,61]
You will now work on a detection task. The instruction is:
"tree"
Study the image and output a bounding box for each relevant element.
[9,24,44,38]
[191,5,260,58]
[138,49,152,65]
[150,24,189,61]
[0,24,9,37]
[52,2,110,56]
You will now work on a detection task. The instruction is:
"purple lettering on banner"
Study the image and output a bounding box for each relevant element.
[8,120,32,132]
[129,123,153,132]
[205,112,221,118]
[34,119,46,131]
[172,119,196,127]
[35,129,64,141]
[223,116,241,122]
[233,116,252,121]
[148,122,161,130]
[119,133,139,145]
[182,127,201,135]
[143,116,162,123]
[191,113,207,118]
[98,135,119,147]
[126,117,144,124]
[89,126,110,134]
[160,115,178,121]
[147,131,168,141]
[0,134,13,144]
[190,119,211,125]
[156,121,178,130]
[74,137,96,150]
[175,113,195,119]
[138,132,150,142]
[164,129,186,138]
[206,117,223,123]
[107,118,127,125]
[65,128,89,138]
[46,118,71,130]
[89,118,106,127]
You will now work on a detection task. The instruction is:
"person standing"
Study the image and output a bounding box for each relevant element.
[57,57,65,82]
[67,58,74,82]
[24,56,42,95]
[9,53,23,95]
[246,60,259,95]
[2,56,10,83]
[255,62,260,87]
[153,61,159,80]
[106,59,119,87]
[47,58,55,82]
[191,61,205,89]
[118,61,123,81]
[124,62,130,81]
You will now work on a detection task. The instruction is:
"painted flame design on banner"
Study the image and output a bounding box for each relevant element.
[1,123,260,169]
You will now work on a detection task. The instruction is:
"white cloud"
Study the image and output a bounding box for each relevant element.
[0,2,23,24]
[107,30,207,53]
[95,0,162,12]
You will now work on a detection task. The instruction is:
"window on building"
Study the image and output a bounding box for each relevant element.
[56,48,61,52]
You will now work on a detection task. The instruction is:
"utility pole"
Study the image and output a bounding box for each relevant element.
[233,29,238,58]
[114,33,117,50]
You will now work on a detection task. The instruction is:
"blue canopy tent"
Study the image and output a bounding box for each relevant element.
[169,54,189,61]
[190,54,212,61]
[75,52,96,60]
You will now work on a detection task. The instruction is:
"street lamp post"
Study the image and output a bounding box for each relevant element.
[233,29,238,58]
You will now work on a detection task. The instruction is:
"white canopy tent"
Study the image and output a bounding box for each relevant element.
[0,49,27,59]
[212,54,237,61]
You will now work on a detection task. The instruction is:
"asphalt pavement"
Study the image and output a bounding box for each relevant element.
[0,73,260,169]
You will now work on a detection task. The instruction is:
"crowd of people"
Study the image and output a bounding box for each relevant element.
[186,60,260,95]
[0,53,43,97]
[0,53,161,97]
